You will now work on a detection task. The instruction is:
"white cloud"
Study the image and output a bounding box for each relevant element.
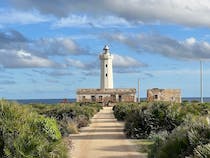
[0,30,90,69]
[0,49,57,68]
[0,9,50,25]
[9,0,210,27]
[35,37,86,56]
[113,54,146,67]
[112,54,146,74]
[66,59,87,69]
[185,37,196,45]
[107,33,210,60]
[53,15,131,28]
[66,58,96,69]
[0,30,87,58]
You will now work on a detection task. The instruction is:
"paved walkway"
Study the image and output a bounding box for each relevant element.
[70,107,147,158]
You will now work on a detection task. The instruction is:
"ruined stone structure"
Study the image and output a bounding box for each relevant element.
[76,46,136,103]
[147,88,181,103]
[77,88,136,103]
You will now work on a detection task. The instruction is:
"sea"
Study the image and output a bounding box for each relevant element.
[11,99,76,104]
[10,97,210,104]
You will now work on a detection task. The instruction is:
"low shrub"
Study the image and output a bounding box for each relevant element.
[31,102,102,136]
[113,101,210,157]
[114,102,210,139]
[0,100,68,158]
[148,116,210,158]
[113,103,140,121]
[124,102,182,139]
[76,115,89,128]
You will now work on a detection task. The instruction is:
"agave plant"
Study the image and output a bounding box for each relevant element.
[194,144,210,158]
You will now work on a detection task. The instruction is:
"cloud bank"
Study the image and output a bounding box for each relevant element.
[0,49,57,68]
[0,9,49,25]
[9,0,210,27]
[0,30,87,68]
[113,54,146,67]
[106,33,210,60]
[53,15,131,28]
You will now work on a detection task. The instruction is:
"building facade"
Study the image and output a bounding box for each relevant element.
[147,88,181,103]
[77,88,136,103]
[76,46,136,103]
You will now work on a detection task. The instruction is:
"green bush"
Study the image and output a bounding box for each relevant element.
[113,103,140,121]
[0,100,67,158]
[33,116,62,141]
[124,102,182,139]
[114,102,210,139]
[31,102,102,136]
[113,101,210,157]
[148,116,210,158]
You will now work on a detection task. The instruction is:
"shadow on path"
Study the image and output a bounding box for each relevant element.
[72,133,124,140]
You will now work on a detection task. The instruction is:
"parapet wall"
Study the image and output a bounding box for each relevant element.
[77,88,136,95]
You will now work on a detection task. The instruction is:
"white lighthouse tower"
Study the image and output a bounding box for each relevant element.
[99,45,113,89]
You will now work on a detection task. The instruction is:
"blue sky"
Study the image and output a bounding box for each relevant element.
[0,0,210,99]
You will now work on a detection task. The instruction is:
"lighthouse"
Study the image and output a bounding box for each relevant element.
[76,45,136,103]
[99,45,113,89]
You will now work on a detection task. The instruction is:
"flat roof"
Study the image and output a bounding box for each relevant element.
[77,88,136,94]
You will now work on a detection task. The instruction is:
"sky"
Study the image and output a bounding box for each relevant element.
[0,0,210,99]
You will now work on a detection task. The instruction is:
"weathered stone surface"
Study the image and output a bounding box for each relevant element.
[77,88,136,103]
[147,88,181,103]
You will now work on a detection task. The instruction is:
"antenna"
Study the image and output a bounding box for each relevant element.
[200,60,203,103]
[138,79,140,102]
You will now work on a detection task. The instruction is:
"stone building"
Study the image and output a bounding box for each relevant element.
[76,46,136,103]
[147,88,181,103]
[77,88,136,103]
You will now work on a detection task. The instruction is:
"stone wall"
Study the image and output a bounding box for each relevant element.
[76,88,136,103]
[147,88,181,103]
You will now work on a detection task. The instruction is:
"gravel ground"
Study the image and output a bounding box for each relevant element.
[70,107,147,158]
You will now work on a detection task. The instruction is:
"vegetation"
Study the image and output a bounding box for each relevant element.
[148,116,210,158]
[112,102,140,121]
[0,99,67,158]
[0,100,102,158]
[30,102,102,136]
[113,101,210,158]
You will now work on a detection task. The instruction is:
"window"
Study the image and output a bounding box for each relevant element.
[154,95,158,99]
[99,96,103,101]
[119,95,122,102]
[171,97,175,101]
[91,96,96,102]
[111,95,116,102]
[106,73,107,77]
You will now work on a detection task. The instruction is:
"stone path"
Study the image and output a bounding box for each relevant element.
[70,107,147,158]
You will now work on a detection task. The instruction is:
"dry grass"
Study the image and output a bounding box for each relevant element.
[132,139,153,153]
[68,121,79,134]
